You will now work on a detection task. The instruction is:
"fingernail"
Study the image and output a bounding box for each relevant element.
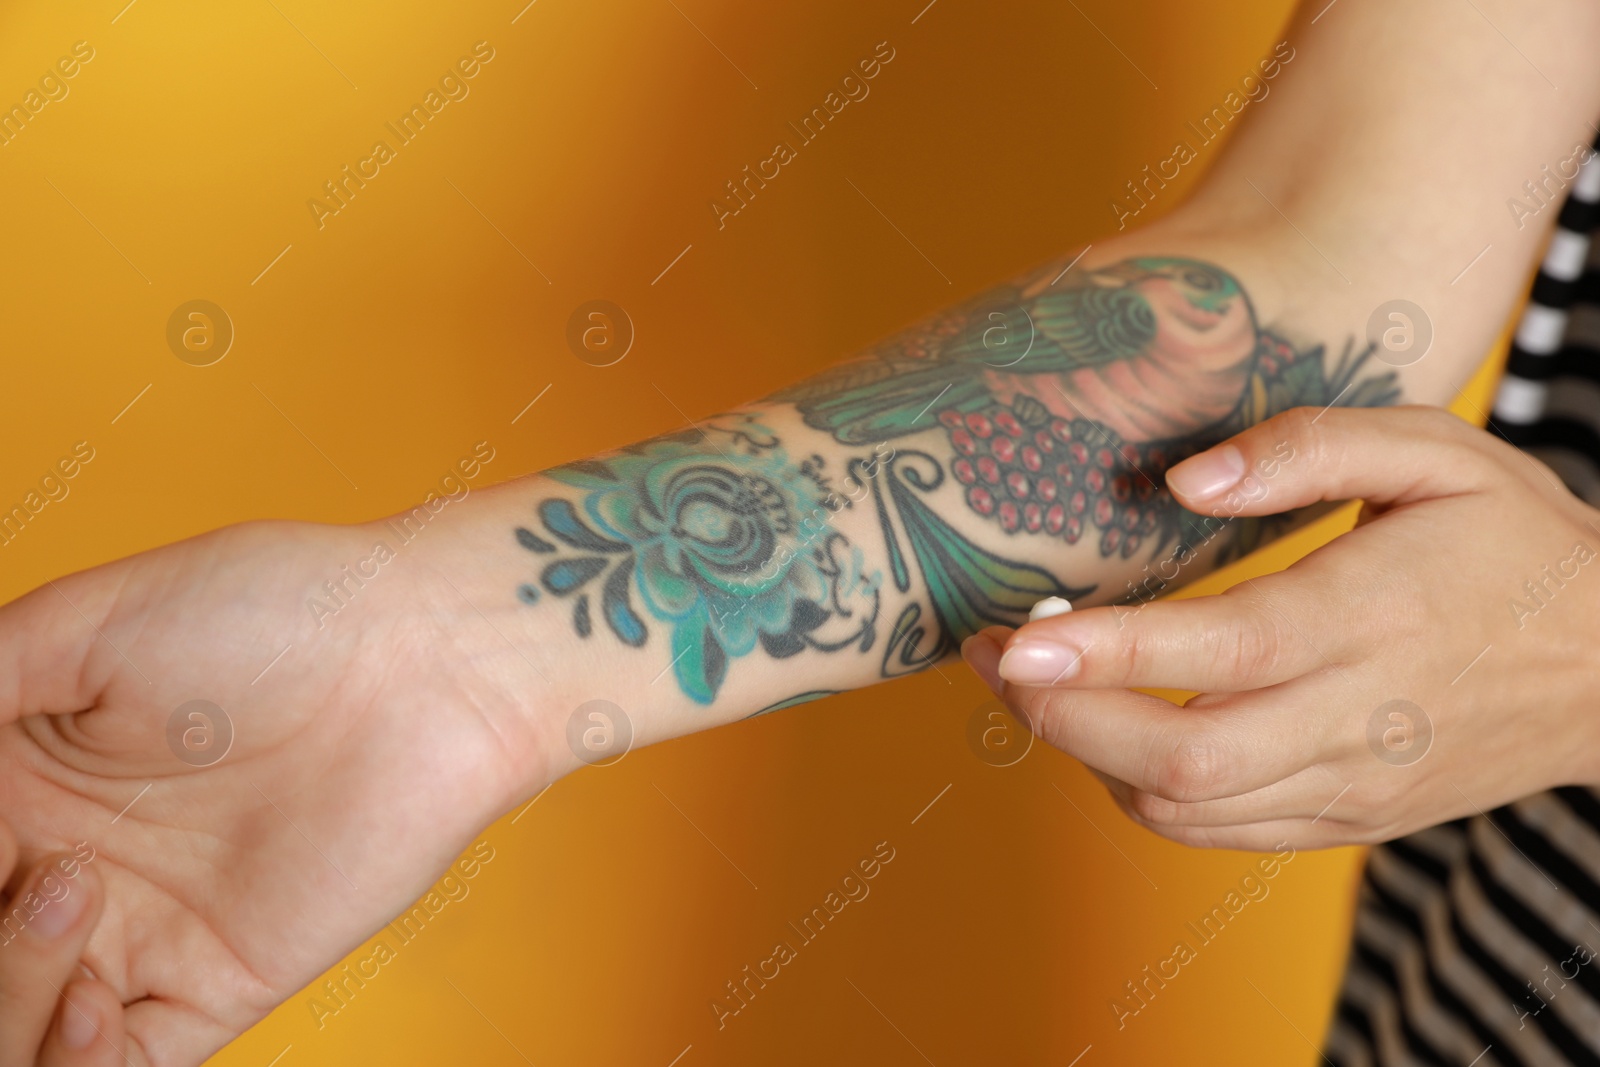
[1165,444,1245,500]
[59,994,99,1050]
[998,639,1083,684]
[26,866,86,940]
[960,632,1005,698]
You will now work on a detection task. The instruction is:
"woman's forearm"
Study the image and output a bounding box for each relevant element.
[407,238,1421,775]
[408,3,1600,781]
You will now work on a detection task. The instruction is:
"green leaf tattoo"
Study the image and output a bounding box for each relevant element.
[867,449,1093,675]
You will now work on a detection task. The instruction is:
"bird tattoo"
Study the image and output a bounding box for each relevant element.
[778,256,1396,559]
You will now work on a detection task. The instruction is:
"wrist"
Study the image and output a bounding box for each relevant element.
[352,483,581,816]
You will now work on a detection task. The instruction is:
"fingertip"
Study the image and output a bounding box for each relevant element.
[1165,443,1246,504]
[998,638,1085,686]
[960,629,1007,698]
[23,851,103,943]
[1005,607,1094,647]
[57,982,106,1053]
[978,625,1014,647]
[48,978,127,1064]
[963,625,1014,657]
[1000,614,1082,682]
[1,855,113,1067]
[999,610,1094,685]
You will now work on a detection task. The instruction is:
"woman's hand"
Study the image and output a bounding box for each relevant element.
[0,815,118,1067]
[0,519,556,1065]
[962,405,1600,850]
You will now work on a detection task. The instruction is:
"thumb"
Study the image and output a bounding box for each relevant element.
[1162,405,1500,518]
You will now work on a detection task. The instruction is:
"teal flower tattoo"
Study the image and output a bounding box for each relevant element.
[515,426,881,704]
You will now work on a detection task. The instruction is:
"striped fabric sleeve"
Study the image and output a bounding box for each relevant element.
[1492,134,1600,501]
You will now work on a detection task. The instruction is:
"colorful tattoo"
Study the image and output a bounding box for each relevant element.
[516,255,1401,703]
[865,448,1092,675]
[778,256,1399,561]
[514,421,882,704]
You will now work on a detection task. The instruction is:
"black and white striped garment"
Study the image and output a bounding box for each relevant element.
[1323,143,1600,1066]
[1489,141,1600,498]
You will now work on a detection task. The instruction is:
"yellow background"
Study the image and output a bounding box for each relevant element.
[0,0,1507,1063]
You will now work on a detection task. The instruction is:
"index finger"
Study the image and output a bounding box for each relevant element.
[997,579,1342,692]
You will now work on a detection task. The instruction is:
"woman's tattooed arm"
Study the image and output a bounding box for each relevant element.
[512,256,1399,706]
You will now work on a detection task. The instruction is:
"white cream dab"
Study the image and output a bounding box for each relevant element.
[1028,596,1074,622]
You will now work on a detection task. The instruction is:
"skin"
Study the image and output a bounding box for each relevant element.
[965,405,1600,852]
[4,0,1600,1062]
[0,823,120,1067]
[0,521,556,1065]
